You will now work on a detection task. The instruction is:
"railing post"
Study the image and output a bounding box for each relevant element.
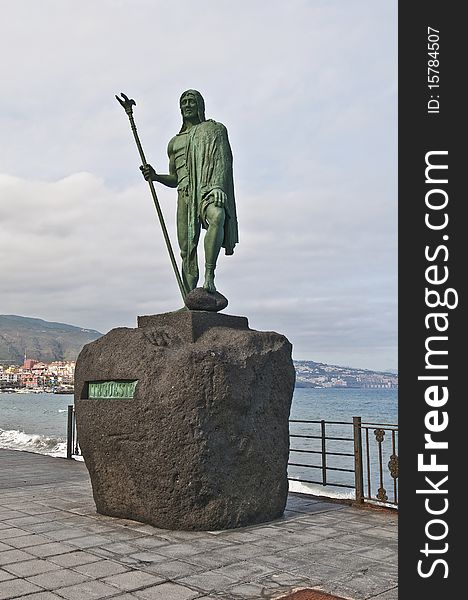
[353,416,364,503]
[74,407,79,456]
[66,405,74,459]
[321,420,327,486]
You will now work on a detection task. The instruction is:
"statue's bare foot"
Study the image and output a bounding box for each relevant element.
[203,273,216,293]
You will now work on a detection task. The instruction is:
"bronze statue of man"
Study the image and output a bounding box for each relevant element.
[141,90,238,294]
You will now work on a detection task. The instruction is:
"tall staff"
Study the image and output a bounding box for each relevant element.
[115,92,187,301]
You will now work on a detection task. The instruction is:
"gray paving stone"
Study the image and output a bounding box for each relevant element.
[257,571,313,589]
[0,450,398,600]
[223,581,270,598]
[27,567,92,589]
[0,578,43,600]
[103,570,165,591]
[243,526,286,538]
[74,559,130,578]
[213,560,275,582]
[134,582,200,599]
[367,587,398,599]
[5,533,52,548]
[100,530,146,543]
[49,515,90,526]
[0,527,30,540]
[21,521,74,534]
[181,552,231,571]
[0,511,26,520]
[48,550,102,568]
[141,559,203,579]
[330,518,374,531]
[357,546,398,563]
[12,593,65,600]
[256,553,310,572]
[365,561,398,580]
[209,529,264,544]
[179,537,230,553]
[92,548,123,560]
[126,524,159,534]
[324,569,398,599]
[316,552,382,574]
[149,542,205,560]
[1,503,58,516]
[304,525,344,538]
[156,530,211,542]
[105,555,141,567]
[76,524,117,534]
[367,527,398,540]
[3,558,62,577]
[293,540,356,562]
[52,579,123,599]
[0,568,16,582]
[26,542,77,558]
[178,570,238,593]
[66,534,113,549]
[3,515,55,527]
[98,542,140,555]
[332,532,382,548]
[0,548,35,565]
[289,560,346,585]
[43,527,94,542]
[128,551,170,564]
[192,543,266,570]
[258,534,325,552]
[130,537,171,550]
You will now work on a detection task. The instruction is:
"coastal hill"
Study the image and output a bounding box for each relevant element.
[0,315,102,364]
[294,360,397,389]
[0,315,398,388]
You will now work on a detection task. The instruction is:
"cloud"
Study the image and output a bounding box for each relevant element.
[0,1,397,371]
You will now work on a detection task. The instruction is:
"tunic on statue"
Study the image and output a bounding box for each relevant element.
[182,119,239,258]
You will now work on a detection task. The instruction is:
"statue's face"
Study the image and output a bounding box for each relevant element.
[180,94,199,121]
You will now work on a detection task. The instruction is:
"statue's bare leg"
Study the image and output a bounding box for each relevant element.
[203,204,225,293]
[177,193,200,293]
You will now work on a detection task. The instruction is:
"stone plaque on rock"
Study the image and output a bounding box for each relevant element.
[88,380,138,399]
[75,310,295,531]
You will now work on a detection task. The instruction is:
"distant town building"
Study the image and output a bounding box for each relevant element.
[0,359,76,390]
[23,358,38,370]
[294,360,398,389]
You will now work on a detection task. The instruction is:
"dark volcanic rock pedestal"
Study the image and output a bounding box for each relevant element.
[74,311,295,531]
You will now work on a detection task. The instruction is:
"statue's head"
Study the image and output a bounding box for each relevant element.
[179,90,205,131]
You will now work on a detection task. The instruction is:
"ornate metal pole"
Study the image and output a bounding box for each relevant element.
[353,416,364,503]
[115,92,187,302]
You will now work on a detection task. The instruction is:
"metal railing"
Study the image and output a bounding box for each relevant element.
[66,405,80,460]
[67,407,398,508]
[288,417,398,508]
[288,419,356,490]
[359,421,399,506]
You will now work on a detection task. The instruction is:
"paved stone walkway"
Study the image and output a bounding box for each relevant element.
[0,450,397,600]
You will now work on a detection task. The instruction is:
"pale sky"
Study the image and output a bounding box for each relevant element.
[0,0,397,371]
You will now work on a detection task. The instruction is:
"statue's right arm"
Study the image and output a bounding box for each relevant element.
[140,138,178,188]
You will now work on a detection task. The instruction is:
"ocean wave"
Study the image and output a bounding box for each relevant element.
[288,478,355,500]
[0,428,67,458]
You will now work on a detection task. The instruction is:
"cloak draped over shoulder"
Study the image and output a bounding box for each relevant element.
[185,119,238,256]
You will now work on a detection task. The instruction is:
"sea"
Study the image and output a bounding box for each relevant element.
[0,388,397,499]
